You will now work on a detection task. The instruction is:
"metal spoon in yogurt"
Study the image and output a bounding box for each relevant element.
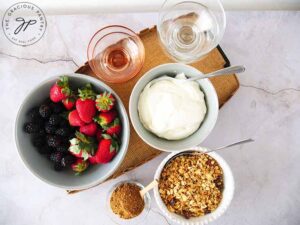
[187,65,245,81]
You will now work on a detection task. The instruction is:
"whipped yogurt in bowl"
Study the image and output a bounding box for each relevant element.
[138,73,207,140]
[129,63,218,152]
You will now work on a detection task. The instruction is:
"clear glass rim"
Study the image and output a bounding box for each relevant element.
[87,25,145,83]
[157,0,226,63]
[87,25,142,63]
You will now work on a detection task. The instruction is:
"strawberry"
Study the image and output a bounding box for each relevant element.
[76,83,96,123]
[50,76,71,102]
[71,159,89,175]
[89,134,119,164]
[96,129,102,142]
[68,110,85,127]
[69,131,97,160]
[94,110,117,127]
[79,122,97,136]
[95,92,115,112]
[62,97,75,110]
[105,118,121,136]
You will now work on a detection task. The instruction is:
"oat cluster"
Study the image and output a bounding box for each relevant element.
[159,153,224,219]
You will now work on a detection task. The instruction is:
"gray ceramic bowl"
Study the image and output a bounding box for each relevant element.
[129,63,218,152]
[14,73,130,190]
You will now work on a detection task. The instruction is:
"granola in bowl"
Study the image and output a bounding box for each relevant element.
[153,148,235,225]
[158,153,224,219]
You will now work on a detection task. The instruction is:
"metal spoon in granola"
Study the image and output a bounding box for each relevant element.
[166,138,254,165]
[140,138,254,197]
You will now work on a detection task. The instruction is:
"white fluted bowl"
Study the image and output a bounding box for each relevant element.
[154,147,234,225]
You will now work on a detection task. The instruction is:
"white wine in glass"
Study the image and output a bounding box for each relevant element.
[158,0,226,63]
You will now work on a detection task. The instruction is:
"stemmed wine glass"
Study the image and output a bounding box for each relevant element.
[157,0,226,64]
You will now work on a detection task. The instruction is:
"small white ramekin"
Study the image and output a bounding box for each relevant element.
[153,146,234,225]
[106,180,151,224]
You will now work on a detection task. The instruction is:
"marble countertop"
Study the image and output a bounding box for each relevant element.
[1,11,300,225]
[1,0,300,14]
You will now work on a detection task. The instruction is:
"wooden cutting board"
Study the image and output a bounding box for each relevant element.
[68,26,239,193]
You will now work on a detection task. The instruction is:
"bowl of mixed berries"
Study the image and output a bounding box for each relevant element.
[15,74,130,190]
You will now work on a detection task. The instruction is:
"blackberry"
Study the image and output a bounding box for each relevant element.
[68,133,76,141]
[50,151,63,163]
[39,104,52,118]
[37,145,53,155]
[47,135,62,148]
[62,137,71,146]
[56,144,69,153]
[55,127,70,137]
[59,119,69,128]
[45,122,56,134]
[28,107,41,122]
[38,129,46,136]
[24,122,40,134]
[61,155,76,167]
[32,135,45,148]
[43,98,52,105]
[54,162,63,171]
[49,102,64,114]
[48,114,61,126]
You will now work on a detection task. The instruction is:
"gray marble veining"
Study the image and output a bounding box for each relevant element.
[0,11,299,225]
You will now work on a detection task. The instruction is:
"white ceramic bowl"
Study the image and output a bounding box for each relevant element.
[14,73,130,190]
[129,63,218,152]
[154,147,234,225]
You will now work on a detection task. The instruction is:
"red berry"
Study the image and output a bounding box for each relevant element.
[106,118,121,136]
[50,76,71,102]
[68,110,85,127]
[76,99,96,123]
[89,134,119,164]
[96,129,102,142]
[95,92,115,112]
[71,159,89,174]
[62,97,75,110]
[80,122,97,136]
[94,110,117,127]
[76,84,97,123]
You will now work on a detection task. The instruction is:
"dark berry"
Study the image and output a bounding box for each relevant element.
[48,114,62,126]
[39,104,52,118]
[38,128,46,136]
[61,155,76,167]
[68,133,76,141]
[28,107,41,122]
[47,135,62,148]
[55,127,70,137]
[45,122,56,134]
[56,144,69,153]
[50,151,63,163]
[54,162,63,171]
[32,135,45,148]
[43,98,52,105]
[59,119,69,128]
[37,145,53,154]
[24,122,40,134]
[49,102,64,114]
[62,137,71,147]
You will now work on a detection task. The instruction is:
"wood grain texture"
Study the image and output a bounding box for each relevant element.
[67,26,239,194]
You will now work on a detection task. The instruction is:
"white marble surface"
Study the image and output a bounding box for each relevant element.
[1,11,300,225]
[2,0,300,14]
